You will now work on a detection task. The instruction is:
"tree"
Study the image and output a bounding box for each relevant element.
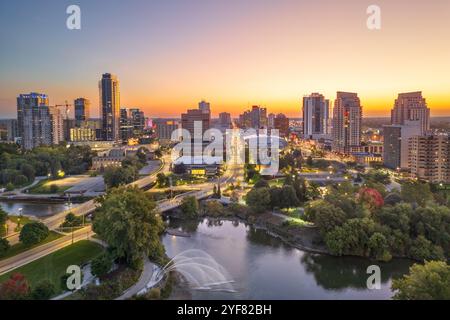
[5,182,14,191]
[401,182,433,207]
[368,232,391,261]
[323,226,347,256]
[19,222,49,246]
[93,186,164,265]
[325,218,376,258]
[31,280,55,300]
[103,166,139,189]
[14,175,28,186]
[154,149,163,159]
[306,182,321,200]
[358,188,384,212]
[180,196,199,218]
[374,203,411,233]
[269,187,283,209]
[136,148,148,165]
[245,187,271,213]
[0,207,7,226]
[305,200,347,235]
[409,236,445,261]
[409,205,450,253]
[244,164,260,183]
[330,181,357,196]
[91,252,113,278]
[0,238,10,257]
[60,212,83,229]
[203,200,226,217]
[122,156,145,170]
[364,170,391,185]
[253,179,269,189]
[0,273,30,300]
[20,163,35,183]
[384,193,403,206]
[156,173,168,188]
[292,177,308,203]
[49,184,59,194]
[280,185,300,208]
[392,261,450,300]
[324,192,367,219]
[212,184,222,199]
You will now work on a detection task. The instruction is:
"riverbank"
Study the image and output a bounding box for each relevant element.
[160,218,413,300]
[164,210,330,256]
[252,214,330,255]
[0,196,93,203]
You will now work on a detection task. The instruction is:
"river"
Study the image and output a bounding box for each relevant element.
[0,201,78,218]
[162,218,413,300]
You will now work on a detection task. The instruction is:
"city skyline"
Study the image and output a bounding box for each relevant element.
[1,1,450,118]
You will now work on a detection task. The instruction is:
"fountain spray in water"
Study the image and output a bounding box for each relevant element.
[142,249,235,294]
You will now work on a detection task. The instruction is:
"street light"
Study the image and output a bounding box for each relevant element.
[17,208,23,230]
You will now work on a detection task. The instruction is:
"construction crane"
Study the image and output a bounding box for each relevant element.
[55,100,72,119]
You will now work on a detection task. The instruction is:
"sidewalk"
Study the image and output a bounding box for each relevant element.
[116,257,156,300]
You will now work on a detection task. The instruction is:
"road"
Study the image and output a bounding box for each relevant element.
[0,154,244,278]
[0,226,93,276]
[3,156,169,246]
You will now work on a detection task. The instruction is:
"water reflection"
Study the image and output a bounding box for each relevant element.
[162,218,413,300]
[0,201,77,217]
[301,253,411,291]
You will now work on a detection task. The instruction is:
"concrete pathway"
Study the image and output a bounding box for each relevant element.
[116,257,156,300]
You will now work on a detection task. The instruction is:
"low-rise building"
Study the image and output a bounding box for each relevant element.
[173,156,223,176]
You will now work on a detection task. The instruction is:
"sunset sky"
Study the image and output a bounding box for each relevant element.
[1,0,450,118]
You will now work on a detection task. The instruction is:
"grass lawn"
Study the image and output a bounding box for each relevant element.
[281,208,304,218]
[28,180,72,194]
[8,215,34,232]
[284,218,312,227]
[8,215,34,226]
[0,240,103,295]
[0,231,62,260]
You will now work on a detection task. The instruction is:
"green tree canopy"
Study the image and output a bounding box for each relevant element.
[180,196,200,218]
[0,238,10,257]
[305,200,347,235]
[19,222,49,246]
[245,187,271,213]
[31,280,55,300]
[392,261,450,300]
[401,182,434,207]
[0,207,7,226]
[91,252,113,278]
[93,186,164,265]
[103,166,139,189]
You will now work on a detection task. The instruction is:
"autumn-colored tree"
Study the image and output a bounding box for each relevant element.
[0,273,30,300]
[358,188,384,212]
